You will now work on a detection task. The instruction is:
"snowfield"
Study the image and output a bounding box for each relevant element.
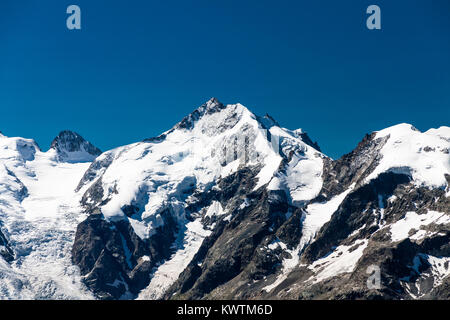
[0,134,94,299]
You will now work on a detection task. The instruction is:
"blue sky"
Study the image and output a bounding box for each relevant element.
[0,0,449,158]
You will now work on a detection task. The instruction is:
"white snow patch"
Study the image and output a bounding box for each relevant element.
[137,219,211,300]
[205,201,225,217]
[368,124,450,189]
[425,254,450,287]
[299,187,353,251]
[402,253,450,298]
[307,240,368,284]
[267,239,287,251]
[239,198,250,210]
[390,211,450,242]
[262,188,351,292]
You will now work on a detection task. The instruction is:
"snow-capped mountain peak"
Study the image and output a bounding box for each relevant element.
[50,130,102,163]
[0,133,41,162]
[77,99,324,228]
[174,97,226,131]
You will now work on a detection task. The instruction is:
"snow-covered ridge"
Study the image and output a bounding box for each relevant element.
[368,123,450,189]
[263,123,449,295]
[79,98,325,240]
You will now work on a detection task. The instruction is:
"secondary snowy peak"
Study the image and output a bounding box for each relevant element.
[366,123,450,188]
[0,133,41,162]
[50,130,102,163]
[253,123,450,300]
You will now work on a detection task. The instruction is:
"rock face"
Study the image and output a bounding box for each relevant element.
[71,209,178,299]
[163,168,301,300]
[0,229,14,262]
[163,171,449,300]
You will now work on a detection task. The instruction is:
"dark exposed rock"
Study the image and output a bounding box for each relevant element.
[72,208,178,299]
[163,167,297,299]
[297,132,321,152]
[0,228,14,262]
[315,133,389,201]
[424,276,450,299]
[80,177,110,213]
[303,172,411,263]
[75,152,115,192]
[260,171,449,299]
[50,130,101,162]
[276,208,304,250]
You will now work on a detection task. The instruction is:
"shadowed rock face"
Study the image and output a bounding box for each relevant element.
[0,229,14,262]
[72,209,178,299]
[315,133,389,201]
[50,130,102,162]
[302,172,412,264]
[251,132,450,300]
[162,167,300,300]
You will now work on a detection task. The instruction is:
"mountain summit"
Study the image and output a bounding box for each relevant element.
[50,130,102,162]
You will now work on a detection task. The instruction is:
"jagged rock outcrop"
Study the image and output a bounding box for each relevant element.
[0,229,14,262]
[50,130,102,162]
[72,207,178,299]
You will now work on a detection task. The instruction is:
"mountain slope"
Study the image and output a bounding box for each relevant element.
[71,99,449,300]
[188,123,449,300]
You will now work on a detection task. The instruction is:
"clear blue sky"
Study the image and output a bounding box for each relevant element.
[0,0,449,158]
